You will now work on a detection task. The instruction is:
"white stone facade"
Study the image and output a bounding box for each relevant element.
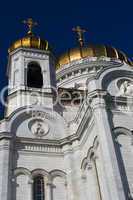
[0,45,133,200]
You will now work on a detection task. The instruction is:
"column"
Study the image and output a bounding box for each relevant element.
[46,180,52,200]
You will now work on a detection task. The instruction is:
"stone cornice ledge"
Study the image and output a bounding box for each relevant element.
[87,89,108,102]
[0,132,12,140]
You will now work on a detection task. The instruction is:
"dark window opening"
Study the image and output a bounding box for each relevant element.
[27,62,43,88]
[33,175,45,200]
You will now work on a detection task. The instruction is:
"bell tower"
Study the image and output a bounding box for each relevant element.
[6,18,56,116]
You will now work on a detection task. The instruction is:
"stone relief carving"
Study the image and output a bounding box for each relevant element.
[31,110,54,120]
[28,119,49,138]
[119,80,133,97]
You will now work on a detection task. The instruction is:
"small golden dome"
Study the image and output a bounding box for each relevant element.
[8,35,50,53]
[56,45,132,69]
[8,18,50,53]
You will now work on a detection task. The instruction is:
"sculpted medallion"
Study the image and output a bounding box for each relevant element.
[28,119,49,137]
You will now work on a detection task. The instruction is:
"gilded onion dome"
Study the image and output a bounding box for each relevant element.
[8,35,50,53]
[56,26,132,69]
[8,18,50,53]
[56,45,132,69]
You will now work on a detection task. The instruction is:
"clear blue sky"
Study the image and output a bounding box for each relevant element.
[0,0,132,116]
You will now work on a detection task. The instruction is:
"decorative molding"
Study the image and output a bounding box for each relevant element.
[56,59,123,88]
[7,87,53,98]
[14,167,67,188]
[14,167,32,184]
[50,169,66,180]
[9,47,50,59]
[31,169,49,177]
[16,142,63,154]
[81,136,99,170]
[113,127,133,146]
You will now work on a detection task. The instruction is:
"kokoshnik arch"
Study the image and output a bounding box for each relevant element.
[0,18,133,200]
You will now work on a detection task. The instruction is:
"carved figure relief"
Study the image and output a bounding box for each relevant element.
[28,119,49,137]
[119,80,133,97]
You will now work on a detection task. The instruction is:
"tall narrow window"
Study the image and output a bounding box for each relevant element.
[27,62,43,88]
[114,133,133,198]
[33,175,45,200]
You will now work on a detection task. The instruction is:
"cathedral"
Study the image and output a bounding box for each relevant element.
[0,18,133,200]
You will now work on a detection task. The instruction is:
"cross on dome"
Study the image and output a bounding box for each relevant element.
[23,18,38,35]
[72,26,87,47]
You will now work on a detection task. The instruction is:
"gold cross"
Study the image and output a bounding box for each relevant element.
[23,18,38,35]
[72,26,86,47]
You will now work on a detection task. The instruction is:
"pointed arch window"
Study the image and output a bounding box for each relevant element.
[33,175,45,200]
[27,62,43,88]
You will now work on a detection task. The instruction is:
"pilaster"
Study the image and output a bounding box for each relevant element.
[88,90,126,200]
[63,144,75,200]
[0,136,12,200]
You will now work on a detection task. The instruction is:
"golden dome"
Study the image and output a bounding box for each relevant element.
[57,45,132,69]
[8,18,50,53]
[8,35,50,53]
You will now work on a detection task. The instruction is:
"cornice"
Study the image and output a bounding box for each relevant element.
[56,58,123,82]
[8,88,53,99]
[9,47,51,57]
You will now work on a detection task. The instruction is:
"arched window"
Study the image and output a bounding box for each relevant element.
[27,62,43,88]
[81,139,102,200]
[33,175,45,200]
[114,131,133,198]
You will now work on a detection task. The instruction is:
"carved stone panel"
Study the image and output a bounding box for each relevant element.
[28,119,49,138]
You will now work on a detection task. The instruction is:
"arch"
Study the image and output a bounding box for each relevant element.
[81,136,99,170]
[113,127,133,145]
[31,168,49,178]
[14,167,32,179]
[113,127,133,198]
[81,136,101,200]
[81,147,96,171]
[50,169,67,182]
[113,127,132,138]
[50,170,67,200]
[14,168,32,200]
[27,61,43,88]
[86,67,133,92]
[102,70,133,90]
